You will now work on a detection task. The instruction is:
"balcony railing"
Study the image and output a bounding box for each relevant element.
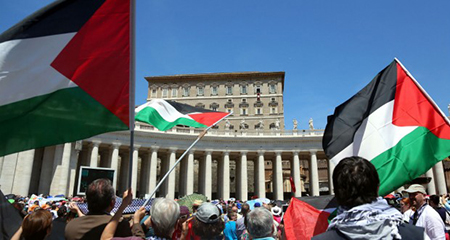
[136,122,324,137]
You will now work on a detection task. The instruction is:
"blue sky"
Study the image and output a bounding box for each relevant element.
[1,1,449,129]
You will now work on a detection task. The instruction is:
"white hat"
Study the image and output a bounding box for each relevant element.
[403,184,426,194]
[271,206,282,216]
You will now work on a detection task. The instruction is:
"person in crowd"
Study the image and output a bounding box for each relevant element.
[172,206,191,240]
[429,195,448,224]
[65,179,132,240]
[404,184,446,239]
[236,203,250,239]
[224,211,238,240]
[47,205,69,240]
[147,198,180,240]
[101,188,146,240]
[313,156,429,240]
[12,209,53,240]
[400,197,415,223]
[185,202,224,240]
[245,207,275,240]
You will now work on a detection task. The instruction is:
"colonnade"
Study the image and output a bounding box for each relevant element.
[0,130,448,200]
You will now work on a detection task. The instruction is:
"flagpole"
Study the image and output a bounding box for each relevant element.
[142,112,233,207]
[394,58,450,125]
[128,0,136,191]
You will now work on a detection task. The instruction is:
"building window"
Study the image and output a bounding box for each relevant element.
[255,85,261,94]
[151,89,157,98]
[226,86,233,95]
[197,86,204,96]
[171,88,177,98]
[271,107,277,114]
[241,108,248,116]
[255,108,262,115]
[162,88,168,98]
[241,85,247,94]
[269,84,276,94]
[211,86,218,96]
[183,87,190,97]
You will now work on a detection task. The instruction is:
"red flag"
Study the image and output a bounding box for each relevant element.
[284,198,330,239]
[289,176,296,193]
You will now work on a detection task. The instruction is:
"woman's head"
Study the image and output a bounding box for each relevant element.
[22,209,52,240]
[400,198,411,213]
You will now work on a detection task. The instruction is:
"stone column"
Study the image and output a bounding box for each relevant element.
[291,151,302,197]
[109,143,120,190]
[328,160,335,195]
[433,161,447,195]
[68,141,82,196]
[39,146,56,194]
[426,168,437,195]
[237,151,248,201]
[164,149,177,199]
[255,151,266,198]
[200,151,213,200]
[89,141,101,167]
[140,153,149,196]
[273,151,284,200]
[10,150,35,196]
[148,147,159,195]
[0,153,19,194]
[119,153,130,193]
[310,151,320,196]
[218,151,230,200]
[131,146,140,196]
[180,150,194,196]
[49,143,71,196]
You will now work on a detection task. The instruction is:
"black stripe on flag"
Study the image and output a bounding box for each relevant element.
[166,100,217,115]
[0,0,105,43]
[322,61,398,160]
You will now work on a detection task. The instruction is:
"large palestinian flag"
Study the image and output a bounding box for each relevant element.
[135,99,229,131]
[323,59,450,195]
[0,0,131,157]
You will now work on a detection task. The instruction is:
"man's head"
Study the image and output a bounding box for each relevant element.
[245,207,274,239]
[404,184,427,209]
[333,156,379,209]
[192,203,224,238]
[86,179,115,214]
[429,195,440,209]
[150,198,180,238]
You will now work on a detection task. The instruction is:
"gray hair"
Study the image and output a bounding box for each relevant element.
[245,207,273,238]
[150,198,180,238]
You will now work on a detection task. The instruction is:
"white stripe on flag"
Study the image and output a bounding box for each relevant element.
[136,99,194,123]
[331,101,417,165]
[0,33,77,106]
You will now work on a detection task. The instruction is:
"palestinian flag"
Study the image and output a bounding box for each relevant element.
[323,59,450,195]
[135,99,229,131]
[0,0,131,157]
[284,196,338,239]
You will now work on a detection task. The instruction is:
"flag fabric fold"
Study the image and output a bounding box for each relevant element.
[0,0,131,157]
[284,197,334,240]
[135,99,229,131]
[323,59,450,195]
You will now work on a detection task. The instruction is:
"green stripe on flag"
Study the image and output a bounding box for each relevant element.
[135,106,208,131]
[371,127,450,196]
[0,87,128,156]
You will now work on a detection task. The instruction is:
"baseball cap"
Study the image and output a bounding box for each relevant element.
[403,184,426,194]
[194,203,220,224]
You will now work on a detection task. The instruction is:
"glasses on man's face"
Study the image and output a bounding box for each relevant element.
[179,215,188,220]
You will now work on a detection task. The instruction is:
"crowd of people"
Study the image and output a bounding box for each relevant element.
[6,156,450,240]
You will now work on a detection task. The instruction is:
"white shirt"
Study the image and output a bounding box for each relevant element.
[415,204,446,240]
[403,209,414,223]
